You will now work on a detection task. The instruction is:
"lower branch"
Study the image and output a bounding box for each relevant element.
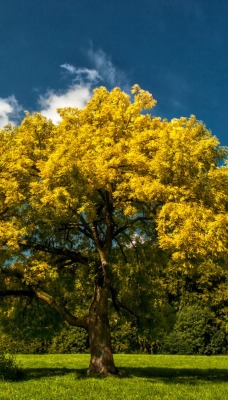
[0,289,88,329]
[34,289,88,329]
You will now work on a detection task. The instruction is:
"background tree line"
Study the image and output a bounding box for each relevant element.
[1,238,227,355]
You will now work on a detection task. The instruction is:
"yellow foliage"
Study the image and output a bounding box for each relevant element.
[0,84,227,283]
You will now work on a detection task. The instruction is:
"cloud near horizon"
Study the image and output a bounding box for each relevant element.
[38,48,128,123]
[0,48,128,126]
[38,84,92,124]
[0,95,22,127]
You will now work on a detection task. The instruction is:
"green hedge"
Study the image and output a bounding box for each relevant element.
[162,305,228,355]
[48,326,89,353]
[0,353,23,381]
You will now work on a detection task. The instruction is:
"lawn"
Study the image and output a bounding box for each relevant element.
[0,354,227,400]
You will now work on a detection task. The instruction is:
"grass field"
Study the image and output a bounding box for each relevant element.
[0,354,227,400]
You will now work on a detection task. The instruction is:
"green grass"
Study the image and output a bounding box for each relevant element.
[0,354,227,400]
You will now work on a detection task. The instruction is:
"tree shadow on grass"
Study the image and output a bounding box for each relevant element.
[117,367,228,384]
[22,367,84,380]
[21,366,228,383]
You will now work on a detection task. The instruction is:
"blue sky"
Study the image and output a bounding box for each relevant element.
[0,0,227,145]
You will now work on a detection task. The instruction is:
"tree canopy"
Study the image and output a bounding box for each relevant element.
[0,85,227,374]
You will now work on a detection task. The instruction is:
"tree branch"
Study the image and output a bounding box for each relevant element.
[34,289,89,329]
[113,216,152,238]
[115,238,128,263]
[19,242,89,265]
[0,288,89,329]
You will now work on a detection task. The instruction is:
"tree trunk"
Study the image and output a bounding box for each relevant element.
[87,283,116,375]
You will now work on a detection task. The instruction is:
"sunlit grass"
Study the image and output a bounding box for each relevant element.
[0,354,227,400]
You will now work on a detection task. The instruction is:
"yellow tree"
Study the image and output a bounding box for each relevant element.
[0,85,227,374]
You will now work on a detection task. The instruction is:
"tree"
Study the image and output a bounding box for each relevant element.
[0,85,227,374]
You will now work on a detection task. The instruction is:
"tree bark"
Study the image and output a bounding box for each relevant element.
[87,279,116,375]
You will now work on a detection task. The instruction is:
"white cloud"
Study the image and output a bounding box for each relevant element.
[87,48,127,88]
[61,49,127,89]
[61,44,130,90]
[38,84,91,124]
[60,63,77,74]
[39,48,129,124]
[0,96,22,127]
[61,63,100,83]
[0,49,129,127]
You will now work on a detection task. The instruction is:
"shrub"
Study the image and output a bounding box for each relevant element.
[0,332,51,354]
[48,326,89,353]
[162,304,227,355]
[0,353,23,381]
[206,330,228,355]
